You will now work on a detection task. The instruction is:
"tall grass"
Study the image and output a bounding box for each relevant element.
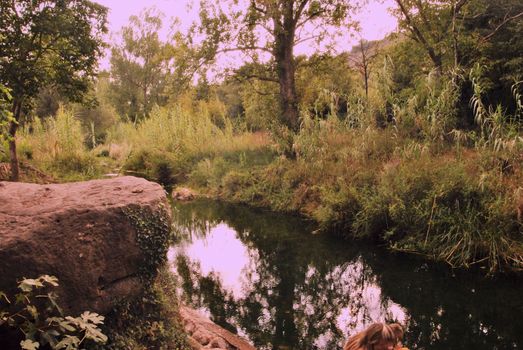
[17,107,100,180]
[104,102,274,189]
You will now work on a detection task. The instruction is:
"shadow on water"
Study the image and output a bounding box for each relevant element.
[168,199,523,350]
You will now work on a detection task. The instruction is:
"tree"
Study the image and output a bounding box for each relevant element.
[0,0,107,181]
[460,0,523,97]
[392,0,523,118]
[110,8,175,122]
[296,53,355,117]
[188,0,360,132]
[393,0,523,75]
[348,38,381,100]
[392,0,475,77]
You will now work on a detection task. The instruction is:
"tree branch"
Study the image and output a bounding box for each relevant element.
[235,72,278,83]
[481,10,523,42]
[294,0,310,24]
[294,34,321,46]
[296,9,327,28]
[414,0,438,40]
[217,46,272,54]
[233,74,279,96]
[250,1,267,15]
[455,0,470,13]
[394,0,441,70]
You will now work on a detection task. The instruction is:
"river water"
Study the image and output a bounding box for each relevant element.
[168,199,523,350]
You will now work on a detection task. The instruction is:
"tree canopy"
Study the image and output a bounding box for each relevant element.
[0,0,108,180]
[186,0,361,132]
[110,8,175,122]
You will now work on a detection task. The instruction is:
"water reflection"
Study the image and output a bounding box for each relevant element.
[168,199,523,350]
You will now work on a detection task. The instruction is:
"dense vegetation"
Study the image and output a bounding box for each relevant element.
[1,0,523,277]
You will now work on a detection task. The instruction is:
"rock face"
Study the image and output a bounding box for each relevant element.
[0,176,170,315]
[180,306,256,350]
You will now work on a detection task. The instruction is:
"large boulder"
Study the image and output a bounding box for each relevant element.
[0,176,171,315]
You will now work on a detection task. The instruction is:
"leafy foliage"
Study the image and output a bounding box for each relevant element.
[123,205,173,282]
[0,0,108,102]
[0,84,13,145]
[0,275,107,349]
[110,8,174,122]
[0,0,108,180]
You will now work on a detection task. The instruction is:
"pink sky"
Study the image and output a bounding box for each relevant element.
[93,0,398,69]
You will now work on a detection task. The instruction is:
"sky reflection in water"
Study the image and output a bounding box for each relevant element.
[169,223,251,299]
[169,221,407,347]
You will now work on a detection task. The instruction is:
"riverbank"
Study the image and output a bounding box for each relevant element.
[175,123,523,274]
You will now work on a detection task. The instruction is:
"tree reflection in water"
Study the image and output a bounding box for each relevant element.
[168,199,523,350]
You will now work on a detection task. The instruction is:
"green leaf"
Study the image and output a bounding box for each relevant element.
[55,335,80,350]
[45,329,61,337]
[47,317,76,332]
[19,278,44,293]
[59,321,76,333]
[39,275,59,287]
[80,311,105,325]
[84,323,108,343]
[26,305,38,319]
[20,339,39,350]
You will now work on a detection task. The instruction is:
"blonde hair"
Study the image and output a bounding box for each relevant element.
[344,323,397,350]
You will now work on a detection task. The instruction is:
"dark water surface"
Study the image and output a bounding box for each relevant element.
[168,199,523,350]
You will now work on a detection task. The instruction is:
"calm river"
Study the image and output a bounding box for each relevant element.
[168,199,523,350]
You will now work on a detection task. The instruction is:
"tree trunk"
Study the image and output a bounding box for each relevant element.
[432,54,443,77]
[276,48,299,132]
[9,100,21,181]
[274,7,299,133]
[364,66,369,100]
[452,2,461,69]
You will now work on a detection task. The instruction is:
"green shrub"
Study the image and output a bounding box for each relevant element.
[124,149,186,190]
[313,183,362,234]
[50,153,100,179]
[16,107,104,180]
[221,170,253,199]
[349,155,523,272]
[0,275,107,350]
[189,157,229,189]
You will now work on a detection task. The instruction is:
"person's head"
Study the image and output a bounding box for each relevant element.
[389,323,404,348]
[358,323,397,350]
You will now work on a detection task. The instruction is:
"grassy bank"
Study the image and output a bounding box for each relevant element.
[184,116,523,273]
